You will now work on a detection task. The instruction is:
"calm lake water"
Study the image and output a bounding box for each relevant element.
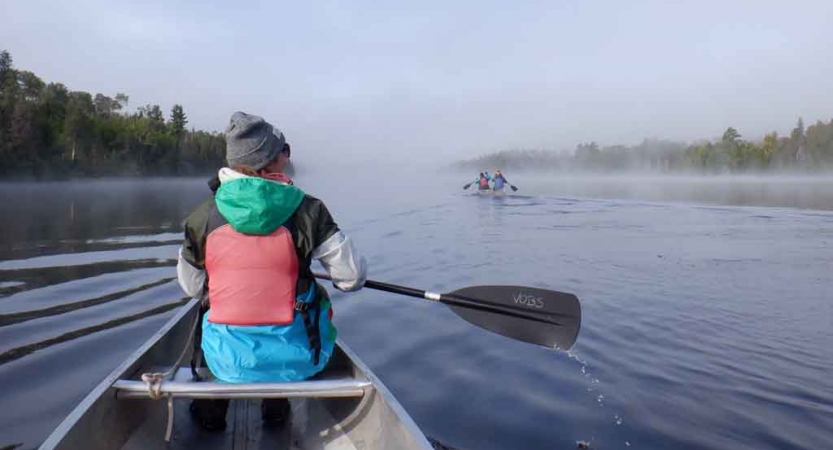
[0,171,831,450]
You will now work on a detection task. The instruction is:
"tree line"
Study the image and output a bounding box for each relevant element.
[458,119,833,174]
[0,50,226,178]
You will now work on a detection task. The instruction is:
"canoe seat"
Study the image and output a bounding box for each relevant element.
[112,367,372,442]
[114,367,372,400]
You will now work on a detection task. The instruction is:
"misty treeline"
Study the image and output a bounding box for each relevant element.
[0,50,226,178]
[459,119,833,174]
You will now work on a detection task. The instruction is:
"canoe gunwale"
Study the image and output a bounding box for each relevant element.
[335,342,429,448]
[39,298,202,450]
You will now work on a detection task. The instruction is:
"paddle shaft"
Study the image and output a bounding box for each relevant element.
[501,177,518,191]
[314,273,563,326]
[315,272,427,298]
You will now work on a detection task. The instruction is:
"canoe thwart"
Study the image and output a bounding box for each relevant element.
[114,367,372,400]
[114,368,372,442]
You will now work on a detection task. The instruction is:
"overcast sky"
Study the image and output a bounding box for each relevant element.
[2,0,833,163]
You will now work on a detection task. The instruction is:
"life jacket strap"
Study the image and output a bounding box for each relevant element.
[297,301,322,366]
[190,294,210,381]
[294,281,322,365]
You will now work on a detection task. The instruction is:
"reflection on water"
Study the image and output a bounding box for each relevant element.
[0,179,210,448]
[0,179,207,261]
[0,174,831,450]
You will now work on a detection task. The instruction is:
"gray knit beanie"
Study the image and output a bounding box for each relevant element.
[224,111,286,170]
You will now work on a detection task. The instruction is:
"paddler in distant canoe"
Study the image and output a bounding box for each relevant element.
[491,170,518,192]
[466,171,491,191]
[492,170,507,192]
[464,171,514,192]
[463,172,489,191]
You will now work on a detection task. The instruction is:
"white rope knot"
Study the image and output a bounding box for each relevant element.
[141,372,167,400]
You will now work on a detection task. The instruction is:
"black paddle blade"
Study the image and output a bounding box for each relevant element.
[463,183,472,190]
[444,285,581,350]
[510,185,518,192]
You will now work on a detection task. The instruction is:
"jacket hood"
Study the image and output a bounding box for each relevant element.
[214,168,304,234]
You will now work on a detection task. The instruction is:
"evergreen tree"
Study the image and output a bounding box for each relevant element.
[169,104,187,138]
[0,49,228,177]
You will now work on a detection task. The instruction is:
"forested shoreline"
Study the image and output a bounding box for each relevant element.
[0,50,227,179]
[5,47,833,179]
[458,121,833,174]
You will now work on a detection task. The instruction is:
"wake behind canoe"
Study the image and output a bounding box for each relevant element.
[475,189,507,196]
[39,299,432,450]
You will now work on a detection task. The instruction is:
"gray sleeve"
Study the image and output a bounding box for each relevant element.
[177,246,206,298]
[312,231,367,292]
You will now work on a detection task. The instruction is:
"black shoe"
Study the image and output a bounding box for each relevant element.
[261,398,290,427]
[190,399,228,432]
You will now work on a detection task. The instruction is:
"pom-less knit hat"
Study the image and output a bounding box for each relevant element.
[224,111,286,171]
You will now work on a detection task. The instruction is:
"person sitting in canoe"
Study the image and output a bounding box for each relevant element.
[177,111,367,431]
[492,170,507,192]
[474,171,492,190]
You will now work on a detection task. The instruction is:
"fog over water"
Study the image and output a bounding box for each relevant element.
[2,171,832,259]
[470,173,833,211]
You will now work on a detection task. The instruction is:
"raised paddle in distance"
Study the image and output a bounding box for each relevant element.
[314,273,581,350]
[501,177,519,192]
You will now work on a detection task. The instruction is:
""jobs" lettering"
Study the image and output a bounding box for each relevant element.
[512,292,544,309]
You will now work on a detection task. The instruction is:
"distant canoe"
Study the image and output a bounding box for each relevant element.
[39,299,432,450]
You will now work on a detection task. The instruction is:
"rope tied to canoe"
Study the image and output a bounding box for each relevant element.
[141,372,167,400]
[140,305,201,400]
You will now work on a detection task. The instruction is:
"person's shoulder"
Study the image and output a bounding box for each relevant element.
[183,197,215,227]
[300,193,326,208]
[194,197,215,213]
[292,194,338,236]
[295,194,333,218]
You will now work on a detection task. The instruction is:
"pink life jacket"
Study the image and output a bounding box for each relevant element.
[479,176,489,188]
[205,224,299,326]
